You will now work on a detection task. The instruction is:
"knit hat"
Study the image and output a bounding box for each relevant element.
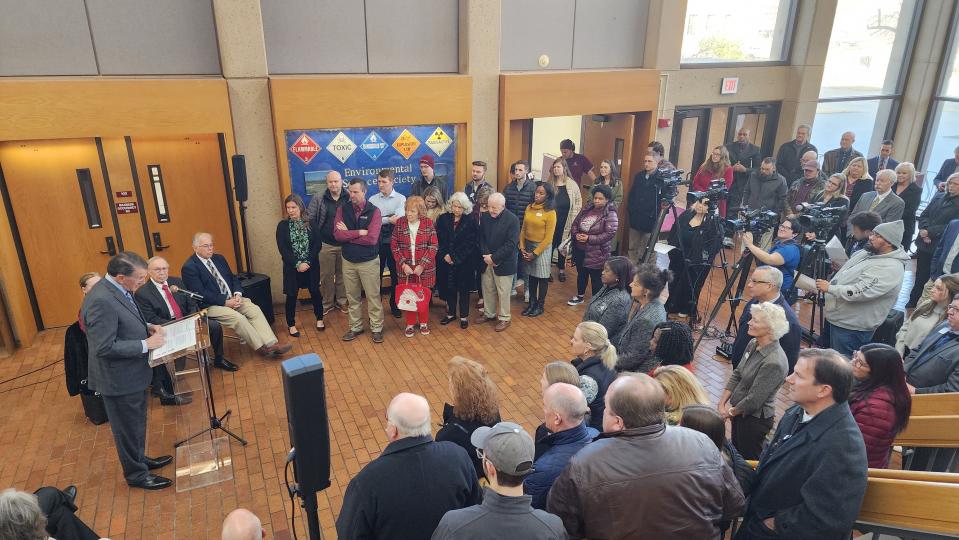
[873,219,904,249]
[419,154,435,168]
[471,422,535,476]
[802,160,820,171]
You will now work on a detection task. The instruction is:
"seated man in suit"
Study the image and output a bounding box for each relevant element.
[845,169,904,236]
[136,256,238,387]
[867,139,899,178]
[182,232,291,358]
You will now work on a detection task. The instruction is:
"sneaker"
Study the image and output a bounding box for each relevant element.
[371,331,384,343]
[440,315,457,325]
[404,326,415,338]
[323,305,335,316]
[515,278,526,289]
[567,295,584,306]
[342,329,364,341]
[419,323,430,335]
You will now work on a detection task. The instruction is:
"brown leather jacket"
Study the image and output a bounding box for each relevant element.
[546,422,745,539]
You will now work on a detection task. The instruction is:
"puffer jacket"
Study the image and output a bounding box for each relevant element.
[849,384,900,468]
[570,202,618,269]
[571,355,616,431]
[547,423,745,539]
[525,422,597,510]
[825,246,910,332]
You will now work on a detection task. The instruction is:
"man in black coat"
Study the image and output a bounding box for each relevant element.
[736,349,867,539]
[626,153,662,262]
[82,252,172,490]
[775,124,817,184]
[933,145,959,189]
[725,127,762,213]
[476,192,520,332]
[335,393,481,539]
[730,266,802,372]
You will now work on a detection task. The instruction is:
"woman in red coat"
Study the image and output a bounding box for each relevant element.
[849,344,912,468]
[391,196,438,337]
[692,145,734,217]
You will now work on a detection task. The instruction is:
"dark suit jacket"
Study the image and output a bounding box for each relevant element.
[181,254,242,307]
[904,321,959,394]
[867,156,900,179]
[822,148,864,176]
[135,277,199,325]
[846,191,905,232]
[731,294,802,372]
[934,157,959,185]
[737,403,868,539]
[931,219,959,280]
[81,279,151,397]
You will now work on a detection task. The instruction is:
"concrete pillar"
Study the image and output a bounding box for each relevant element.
[645,0,687,155]
[460,0,501,178]
[212,0,284,297]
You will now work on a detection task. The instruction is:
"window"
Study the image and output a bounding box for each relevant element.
[147,164,170,223]
[813,0,919,157]
[76,168,101,229]
[919,7,959,201]
[681,0,796,64]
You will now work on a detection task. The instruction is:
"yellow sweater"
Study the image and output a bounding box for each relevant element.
[520,203,557,255]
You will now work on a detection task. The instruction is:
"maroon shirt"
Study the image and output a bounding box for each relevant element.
[565,153,594,184]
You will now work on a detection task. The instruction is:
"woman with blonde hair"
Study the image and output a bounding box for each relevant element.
[893,161,922,251]
[653,365,710,425]
[570,321,617,430]
[841,156,874,211]
[546,158,582,282]
[391,195,438,337]
[436,356,501,478]
[896,274,959,355]
[423,185,446,223]
[692,145,734,216]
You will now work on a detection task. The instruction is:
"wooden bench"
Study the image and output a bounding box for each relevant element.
[894,415,959,448]
[857,477,959,537]
[909,393,959,417]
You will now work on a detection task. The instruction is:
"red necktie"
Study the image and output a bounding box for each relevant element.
[162,283,183,319]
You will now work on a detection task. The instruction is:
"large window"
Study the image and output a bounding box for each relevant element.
[812,0,918,158]
[681,0,796,64]
[920,8,959,201]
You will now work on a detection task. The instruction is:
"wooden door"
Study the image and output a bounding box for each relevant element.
[0,139,119,328]
[128,134,237,274]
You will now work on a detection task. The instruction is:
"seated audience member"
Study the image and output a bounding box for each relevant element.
[653,365,710,425]
[535,361,583,459]
[221,508,265,540]
[570,321,617,431]
[742,217,801,301]
[432,422,566,539]
[0,486,100,540]
[582,256,633,343]
[818,220,909,357]
[896,274,959,355]
[904,294,959,395]
[547,374,745,539]
[615,264,671,373]
[730,266,801,372]
[436,356,502,479]
[845,211,882,256]
[845,169,904,231]
[719,301,790,460]
[849,344,912,469]
[738,349,867,539]
[182,232,292,357]
[910,174,959,307]
[786,161,825,210]
[649,320,694,371]
[524,383,595,511]
[336,393,481,539]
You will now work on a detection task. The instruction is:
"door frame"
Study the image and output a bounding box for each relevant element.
[669,107,711,175]
[725,102,782,159]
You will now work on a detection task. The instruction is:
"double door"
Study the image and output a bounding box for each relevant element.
[669,103,782,176]
[0,134,237,328]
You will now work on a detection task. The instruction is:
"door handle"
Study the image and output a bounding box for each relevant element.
[99,236,116,256]
[152,232,170,251]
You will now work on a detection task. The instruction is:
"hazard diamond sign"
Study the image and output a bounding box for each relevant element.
[392,129,421,160]
[290,133,321,164]
[425,127,453,157]
[326,132,357,164]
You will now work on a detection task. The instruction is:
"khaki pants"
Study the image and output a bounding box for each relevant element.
[481,267,513,321]
[207,298,277,351]
[628,228,651,262]
[319,242,347,310]
[343,257,384,332]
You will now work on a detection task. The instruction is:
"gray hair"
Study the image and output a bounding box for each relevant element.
[192,232,212,247]
[0,489,46,540]
[387,393,432,438]
[797,123,811,133]
[447,191,474,215]
[750,301,790,340]
[488,192,506,207]
[876,169,896,183]
[755,266,783,289]
[545,383,589,423]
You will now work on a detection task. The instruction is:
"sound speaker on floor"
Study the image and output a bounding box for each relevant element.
[232,154,248,202]
[281,354,332,493]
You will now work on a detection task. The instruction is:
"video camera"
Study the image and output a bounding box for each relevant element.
[687,179,729,207]
[795,202,845,240]
[724,206,779,235]
[655,168,689,201]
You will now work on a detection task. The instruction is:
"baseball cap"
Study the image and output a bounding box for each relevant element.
[470,422,535,476]
[803,160,820,171]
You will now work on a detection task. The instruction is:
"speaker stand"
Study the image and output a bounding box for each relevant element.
[237,200,253,277]
[298,490,323,539]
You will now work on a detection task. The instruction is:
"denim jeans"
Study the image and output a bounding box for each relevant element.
[827,321,875,357]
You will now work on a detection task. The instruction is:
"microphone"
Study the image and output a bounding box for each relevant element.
[169,285,204,301]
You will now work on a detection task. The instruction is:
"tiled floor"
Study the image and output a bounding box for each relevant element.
[0,259,847,539]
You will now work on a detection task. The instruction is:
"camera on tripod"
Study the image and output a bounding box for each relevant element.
[688,179,729,208]
[795,202,845,240]
[724,206,779,235]
[655,168,689,201]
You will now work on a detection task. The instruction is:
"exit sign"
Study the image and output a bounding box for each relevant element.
[721,77,740,95]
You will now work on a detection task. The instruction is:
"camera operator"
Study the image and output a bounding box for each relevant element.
[626,153,662,261]
[741,157,788,217]
[742,217,802,301]
[664,196,724,320]
[815,220,910,357]
[844,211,882,258]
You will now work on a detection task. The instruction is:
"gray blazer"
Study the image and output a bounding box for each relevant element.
[81,278,152,397]
[904,321,959,394]
[583,286,632,344]
[725,340,788,419]
[847,190,904,231]
[614,300,666,373]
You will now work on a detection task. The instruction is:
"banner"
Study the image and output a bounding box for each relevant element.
[284,125,457,204]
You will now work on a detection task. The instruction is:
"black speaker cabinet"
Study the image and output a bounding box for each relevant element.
[281,354,332,493]
[239,272,275,324]
[232,154,248,202]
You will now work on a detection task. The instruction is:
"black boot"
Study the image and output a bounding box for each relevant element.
[522,300,537,316]
[530,300,545,317]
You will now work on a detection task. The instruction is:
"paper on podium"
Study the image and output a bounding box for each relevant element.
[825,236,848,264]
[149,315,199,367]
[795,273,818,291]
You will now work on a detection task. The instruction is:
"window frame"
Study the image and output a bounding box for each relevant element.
[679,0,800,68]
[915,1,959,174]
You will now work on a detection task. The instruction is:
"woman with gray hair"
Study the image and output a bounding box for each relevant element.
[0,486,100,540]
[718,301,790,460]
[436,192,478,328]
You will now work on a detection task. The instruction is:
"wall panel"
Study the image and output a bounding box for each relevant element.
[0,0,97,76]
[501,0,575,71]
[572,0,648,69]
[366,0,459,73]
[262,0,368,74]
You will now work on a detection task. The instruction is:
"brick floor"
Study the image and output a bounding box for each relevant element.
[0,258,854,539]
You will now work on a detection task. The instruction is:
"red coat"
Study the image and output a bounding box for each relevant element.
[849,385,899,468]
[391,216,438,288]
[693,166,734,217]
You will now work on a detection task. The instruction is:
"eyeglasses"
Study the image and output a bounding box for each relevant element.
[947,305,959,313]
[851,356,868,368]
[198,243,214,249]
[748,278,773,285]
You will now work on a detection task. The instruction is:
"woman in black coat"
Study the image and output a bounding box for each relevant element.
[276,194,323,336]
[570,321,617,430]
[665,198,723,320]
[910,175,959,307]
[894,162,922,252]
[436,192,478,328]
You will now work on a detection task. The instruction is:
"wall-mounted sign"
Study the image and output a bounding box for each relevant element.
[116,201,139,214]
[721,77,740,95]
[115,190,133,197]
[285,125,457,202]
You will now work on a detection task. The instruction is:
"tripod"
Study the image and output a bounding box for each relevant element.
[175,318,247,448]
[640,197,683,264]
[795,240,830,345]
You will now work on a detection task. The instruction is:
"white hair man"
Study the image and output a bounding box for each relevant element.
[221,508,265,540]
[476,192,520,332]
[730,266,802,372]
[336,393,481,539]
[845,169,904,229]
